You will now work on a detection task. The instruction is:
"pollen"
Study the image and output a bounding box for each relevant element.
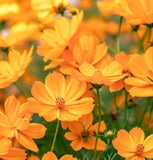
[136,144,144,155]
[55,97,65,109]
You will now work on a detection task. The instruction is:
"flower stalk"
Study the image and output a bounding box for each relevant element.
[50,120,60,152]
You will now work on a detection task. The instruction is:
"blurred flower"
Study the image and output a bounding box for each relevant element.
[0,46,33,88]
[113,127,153,159]
[0,95,46,152]
[97,0,153,25]
[0,2,20,22]
[31,0,71,23]
[0,22,39,48]
[125,47,153,97]
[37,10,83,63]
[42,152,77,160]
[77,0,94,10]
[28,72,94,122]
[65,113,106,151]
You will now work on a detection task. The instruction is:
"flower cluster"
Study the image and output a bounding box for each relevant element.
[0,0,153,160]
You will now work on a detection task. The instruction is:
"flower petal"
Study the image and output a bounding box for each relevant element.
[15,131,39,152]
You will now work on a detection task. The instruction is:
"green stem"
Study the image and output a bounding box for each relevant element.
[147,27,152,42]
[50,120,60,152]
[138,27,149,52]
[106,43,117,55]
[147,98,153,125]
[116,16,123,53]
[138,98,149,127]
[14,82,27,98]
[93,87,102,160]
[124,91,129,128]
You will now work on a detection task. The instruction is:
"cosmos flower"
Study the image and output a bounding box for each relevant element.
[0,46,33,88]
[65,113,106,151]
[97,0,153,25]
[113,127,153,160]
[28,71,94,122]
[0,95,46,152]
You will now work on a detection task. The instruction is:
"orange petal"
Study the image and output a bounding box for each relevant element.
[64,132,79,141]
[42,152,58,160]
[125,77,150,87]
[28,98,53,113]
[59,109,81,121]
[45,72,66,98]
[70,139,82,151]
[112,129,135,152]
[31,81,55,105]
[65,98,94,116]
[93,120,106,133]
[39,108,58,122]
[0,137,12,155]
[22,123,46,139]
[60,155,77,160]
[5,95,20,124]
[144,134,153,152]
[0,148,26,160]
[127,86,153,97]
[64,77,87,103]
[129,127,145,146]
[15,131,39,152]
[128,54,149,78]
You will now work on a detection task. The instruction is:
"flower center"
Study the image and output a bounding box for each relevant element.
[136,144,144,155]
[81,130,92,140]
[55,97,65,109]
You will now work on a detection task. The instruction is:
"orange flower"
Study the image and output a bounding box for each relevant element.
[58,35,108,74]
[0,95,46,152]
[37,10,83,62]
[72,60,126,87]
[28,72,94,122]
[65,113,106,151]
[0,46,33,88]
[113,127,153,160]
[97,0,153,25]
[125,47,153,97]
[42,152,77,160]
